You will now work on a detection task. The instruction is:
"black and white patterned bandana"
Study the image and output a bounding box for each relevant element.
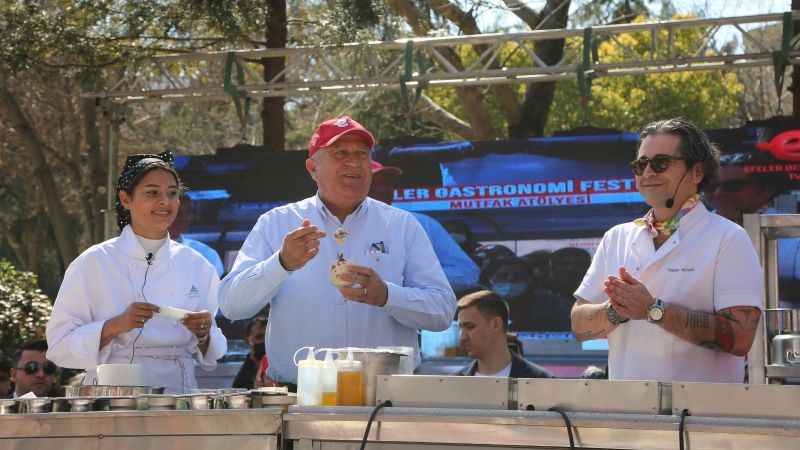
[115,151,178,231]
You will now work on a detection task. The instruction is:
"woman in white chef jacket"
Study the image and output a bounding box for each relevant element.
[46,152,227,394]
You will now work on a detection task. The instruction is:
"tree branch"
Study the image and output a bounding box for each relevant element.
[417,94,479,140]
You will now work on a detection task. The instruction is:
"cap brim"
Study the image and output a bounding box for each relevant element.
[319,129,375,150]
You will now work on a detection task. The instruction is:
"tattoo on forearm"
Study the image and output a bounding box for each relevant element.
[576,328,610,340]
[714,316,735,353]
[686,311,710,329]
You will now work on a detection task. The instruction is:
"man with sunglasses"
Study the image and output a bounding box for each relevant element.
[10,340,59,398]
[571,118,763,383]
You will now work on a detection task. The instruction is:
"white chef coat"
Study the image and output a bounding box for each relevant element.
[46,225,227,394]
[575,203,763,383]
[219,194,457,384]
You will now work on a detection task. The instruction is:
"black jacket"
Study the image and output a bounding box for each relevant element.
[460,352,553,378]
[232,355,259,389]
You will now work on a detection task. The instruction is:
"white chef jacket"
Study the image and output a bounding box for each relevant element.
[46,225,227,394]
[575,203,763,383]
[219,194,457,384]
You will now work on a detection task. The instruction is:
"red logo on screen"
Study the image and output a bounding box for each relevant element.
[756,130,800,161]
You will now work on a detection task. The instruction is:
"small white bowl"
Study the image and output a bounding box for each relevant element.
[157,305,193,321]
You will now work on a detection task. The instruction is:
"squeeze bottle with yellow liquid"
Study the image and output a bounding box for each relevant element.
[335,350,364,406]
[320,349,338,406]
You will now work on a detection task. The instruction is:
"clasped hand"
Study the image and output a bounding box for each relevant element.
[603,267,655,320]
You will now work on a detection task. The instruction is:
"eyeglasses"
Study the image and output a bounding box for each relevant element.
[17,361,57,376]
[629,154,687,176]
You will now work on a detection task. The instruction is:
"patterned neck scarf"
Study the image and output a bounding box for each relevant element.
[634,193,701,239]
[115,151,178,232]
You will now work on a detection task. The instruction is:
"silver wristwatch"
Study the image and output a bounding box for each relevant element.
[647,298,666,322]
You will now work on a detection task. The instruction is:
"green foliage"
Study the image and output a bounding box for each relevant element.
[0,260,52,358]
[547,16,743,133]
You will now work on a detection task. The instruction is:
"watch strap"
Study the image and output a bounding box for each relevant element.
[605,303,630,325]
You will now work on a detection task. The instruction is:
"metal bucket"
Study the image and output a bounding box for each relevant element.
[335,348,403,406]
[765,308,800,338]
[0,399,18,415]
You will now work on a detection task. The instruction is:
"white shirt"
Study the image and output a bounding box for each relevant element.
[574,204,763,383]
[46,226,227,393]
[219,194,457,384]
[476,363,512,377]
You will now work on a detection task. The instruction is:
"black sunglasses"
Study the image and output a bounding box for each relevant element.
[629,154,687,176]
[17,361,57,376]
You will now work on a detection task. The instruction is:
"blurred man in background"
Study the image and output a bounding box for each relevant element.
[12,340,60,397]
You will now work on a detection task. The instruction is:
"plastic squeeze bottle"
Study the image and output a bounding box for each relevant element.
[294,346,323,406]
[335,350,364,406]
[320,349,338,406]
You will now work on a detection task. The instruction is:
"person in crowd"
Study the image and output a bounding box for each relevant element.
[10,340,59,397]
[473,244,516,286]
[368,160,480,295]
[457,290,552,378]
[232,317,267,389]
[0,353,13,398]
[571,118,763,383]
[46,152,227,394]
[506,332,524,356]
[169,193,225,277]
[550,248,592,297]
[442,220,481,263]
[218,116,456,387]
[486,256,571,331]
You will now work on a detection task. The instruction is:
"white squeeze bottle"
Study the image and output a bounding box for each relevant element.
[320,349,338,406]
[294,346,324,406]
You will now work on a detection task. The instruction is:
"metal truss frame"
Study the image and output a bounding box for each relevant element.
[85,12,800,103]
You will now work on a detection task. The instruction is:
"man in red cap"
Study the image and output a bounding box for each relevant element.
[219,116,456,389]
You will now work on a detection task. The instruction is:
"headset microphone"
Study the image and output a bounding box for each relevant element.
[665,169,690,209]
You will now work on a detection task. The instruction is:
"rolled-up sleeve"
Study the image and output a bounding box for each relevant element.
[714,227,764,311]
[46,258,113,369]
[218,215,291,320]
[574,230,612,304]
[382,216,456,331]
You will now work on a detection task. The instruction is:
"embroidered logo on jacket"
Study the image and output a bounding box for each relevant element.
[187,285,201,298]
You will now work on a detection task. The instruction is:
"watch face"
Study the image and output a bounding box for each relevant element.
[648,307,664,321]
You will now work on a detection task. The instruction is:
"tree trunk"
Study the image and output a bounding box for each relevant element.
[0,78,78,266]
[81,77,106,244]
[509,0,571,138]
[262,0,287,151]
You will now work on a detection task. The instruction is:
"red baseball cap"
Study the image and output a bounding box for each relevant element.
[370,161,402,176]
[308,116,375,158]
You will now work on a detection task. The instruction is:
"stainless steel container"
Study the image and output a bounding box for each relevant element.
[772,334,800,365]
[335,348,403,406]
[224,393,251,409]
[251,392,296,409]
[66,397,94,412]
[104,396,138,411]
[0,399,18,415]
[50,397,70,413]
[183,393,214,410]
[64,385,165,398]
[141,394,177,411]
[765,308,800,338]
[20,397,52,414]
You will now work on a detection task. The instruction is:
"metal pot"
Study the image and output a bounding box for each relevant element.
[141,394,177,411]
[0,399,18,415]
[771,334,800,365]
[765,308,800,338]
[103,396,138,411]
[66,397,94,412]
[50,398,70,413]
[224,393,251,409]
[335,348,403,406]
[183,393,214,410]
[251,392,296,409]
[20,397,52,414]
